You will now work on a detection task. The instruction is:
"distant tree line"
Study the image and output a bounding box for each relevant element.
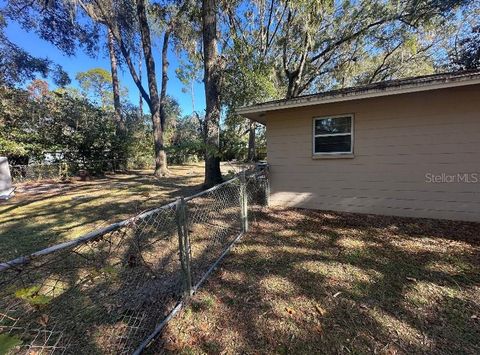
[0,77,206,172]
[0,71,262,173]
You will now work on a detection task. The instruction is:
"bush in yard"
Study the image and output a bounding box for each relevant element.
[0,81,123,175]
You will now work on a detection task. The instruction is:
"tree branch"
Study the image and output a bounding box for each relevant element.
[309,14,405,64]
[368,41,403,83]
[88,0,152,108]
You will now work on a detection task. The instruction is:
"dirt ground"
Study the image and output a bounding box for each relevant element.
[160,208,480,354]
[0,163,240,262]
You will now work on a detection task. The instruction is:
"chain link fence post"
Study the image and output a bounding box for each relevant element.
[176,197,193,296]
[240,171,249,233]
[265,174,270,207]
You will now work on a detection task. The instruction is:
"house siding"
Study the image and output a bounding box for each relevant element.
[266,85,480,222]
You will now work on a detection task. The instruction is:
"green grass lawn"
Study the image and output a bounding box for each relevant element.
[159,208,480,354]
[0,163,235,262]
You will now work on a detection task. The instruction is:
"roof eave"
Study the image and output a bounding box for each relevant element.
[235,109,268,124]
[236,75,480,124]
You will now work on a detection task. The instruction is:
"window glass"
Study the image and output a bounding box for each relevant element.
[313,116,353,154]
[314,116,352,135]
[314,135,351,153]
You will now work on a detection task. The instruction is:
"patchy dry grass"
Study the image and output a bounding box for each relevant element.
[159,208,480,354]
[0,163,237,262]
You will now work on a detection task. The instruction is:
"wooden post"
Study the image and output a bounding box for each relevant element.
[176,197,193,296]
[239,171,248,233]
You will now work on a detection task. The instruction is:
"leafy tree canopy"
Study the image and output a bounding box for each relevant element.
[0,14,71,87]
[452,25,480,70]
[76,67,114,108]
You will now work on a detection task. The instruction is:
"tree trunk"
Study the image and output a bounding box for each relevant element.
[159,30,170,132]
[138,53,143,119]
[136,0,168,177]
[247,120,256,162]
[107,27,126,169]
[202,0,223,188]
[286,73,302,99]
[283,67,308,100]
[286,75,297,99]
[107,28,122,127]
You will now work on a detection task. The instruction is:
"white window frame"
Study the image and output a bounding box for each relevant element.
[312,114,354,155]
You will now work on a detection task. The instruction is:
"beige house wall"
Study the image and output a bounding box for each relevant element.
[266,85,480,222]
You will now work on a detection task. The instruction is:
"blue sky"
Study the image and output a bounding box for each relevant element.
[5,19,206,116]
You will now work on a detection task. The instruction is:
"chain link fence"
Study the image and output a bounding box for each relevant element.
[9,163,68,183]
[9,159,138,184]
[0,169,269,354]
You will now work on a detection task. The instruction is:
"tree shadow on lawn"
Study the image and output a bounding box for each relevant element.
[0,179,247,354]
[160,208,480,354]
[0,206,186,354]
[0,170,205,262]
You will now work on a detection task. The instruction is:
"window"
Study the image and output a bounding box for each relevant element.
[313,115,353,155]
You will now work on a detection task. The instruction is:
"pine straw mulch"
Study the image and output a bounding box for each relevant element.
[154,208,480,354]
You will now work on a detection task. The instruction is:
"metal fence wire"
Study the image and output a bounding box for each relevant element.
[0,169,269,354]
[10,163,69,183]
[9,160,132,183]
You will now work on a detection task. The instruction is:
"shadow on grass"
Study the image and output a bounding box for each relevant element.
[0,172,250,354]
[160,208,480,354]
[0,207,185,354]
[0,166,206,262]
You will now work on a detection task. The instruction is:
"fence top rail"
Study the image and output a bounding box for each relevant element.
[0,199,179,272]
[0,222,124,272]
[183,176,239,202]
[0,169,265,272]
[182,170,263,202]
[10,159,125,168]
